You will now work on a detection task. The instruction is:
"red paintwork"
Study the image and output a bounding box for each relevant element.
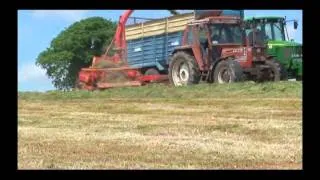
[191,26,205,71]
[77,11,264,90]
[138,75,169,82]
[114,10,133,54]
[220,47,250,68]
[179,15,260,72]
[79,69,105,84]
[97,81,142,89]
[127,70,138,78]
[77,10,167,90]
[182,27,189,45]
[243,47,253,68]
[91,10,134,65]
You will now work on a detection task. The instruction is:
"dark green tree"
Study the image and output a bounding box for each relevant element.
[36,17,117,90]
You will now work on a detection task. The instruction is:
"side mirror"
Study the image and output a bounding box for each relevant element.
[294,21,298,29]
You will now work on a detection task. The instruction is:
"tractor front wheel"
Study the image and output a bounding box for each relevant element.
[213,59,243,83]
[169,51,201,86]
[265,60,281,81]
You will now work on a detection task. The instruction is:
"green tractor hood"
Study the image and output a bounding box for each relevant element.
[267,40,302,48]
[266,40,303,79]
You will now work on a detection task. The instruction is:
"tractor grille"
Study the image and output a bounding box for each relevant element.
[252,47,266,58]
[282,47,293,59]
[282,46,302,59]
[293,46,302,57]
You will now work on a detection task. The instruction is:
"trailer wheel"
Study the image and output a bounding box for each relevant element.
[213,59,243,83]
[144,68,160,75]
[265,60,281,81]
[169,51,201,86]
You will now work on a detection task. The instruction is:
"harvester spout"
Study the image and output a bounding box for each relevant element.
[78,10,169,90]
[113,10,134,52]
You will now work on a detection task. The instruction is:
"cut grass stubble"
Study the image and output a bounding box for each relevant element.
[18,82,302,169]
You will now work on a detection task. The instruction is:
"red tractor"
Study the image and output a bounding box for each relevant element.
[168,12,282,86]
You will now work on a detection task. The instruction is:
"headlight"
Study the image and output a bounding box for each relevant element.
[291,53,302,58]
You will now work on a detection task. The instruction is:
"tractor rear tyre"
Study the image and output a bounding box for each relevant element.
[265,60,281,81]
[144,68,160,75]
[169,51,201,86]
[213,59,243,83]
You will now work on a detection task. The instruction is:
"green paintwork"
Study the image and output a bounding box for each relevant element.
[244,17,303,79]
[268,40,301,47]
[267,40,302,78]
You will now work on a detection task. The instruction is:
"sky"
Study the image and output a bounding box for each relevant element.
[18,10,303,92]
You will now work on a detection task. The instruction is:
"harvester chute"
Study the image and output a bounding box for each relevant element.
[77,10,169,90]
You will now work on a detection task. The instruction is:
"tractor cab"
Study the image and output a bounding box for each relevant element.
[184,15,271,68]
[183,16,245,65]
[245,22,267,47]
[203,21,245,61]
[244,17,296,42]
[244,17,302,79]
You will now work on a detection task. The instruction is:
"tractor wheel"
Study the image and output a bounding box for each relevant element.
[169,51,201,86]
[280,63,288,81]
[265,60,281,81]
[272,61,288,81]
[144,68,160,75]
[213,59,243,83]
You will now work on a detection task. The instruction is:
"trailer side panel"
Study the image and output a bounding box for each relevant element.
[127,31,184,70]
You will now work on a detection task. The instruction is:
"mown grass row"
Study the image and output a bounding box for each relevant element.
[18,81,302,101]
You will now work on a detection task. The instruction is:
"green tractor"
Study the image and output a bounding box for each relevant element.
[244,16,302,80]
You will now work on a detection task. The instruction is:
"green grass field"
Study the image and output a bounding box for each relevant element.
[18,81,302,169]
